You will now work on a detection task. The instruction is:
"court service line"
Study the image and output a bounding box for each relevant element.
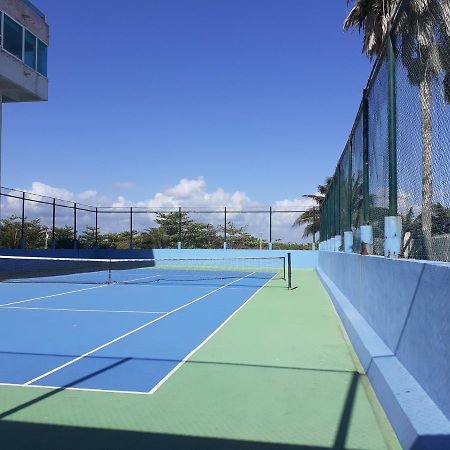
[24,273,256,386]
[0,274,162,308]
[149,274,276,394]
[0,285,107,308]
[1,306,167,315]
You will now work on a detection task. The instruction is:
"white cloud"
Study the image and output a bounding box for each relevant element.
[28,181,74,201]
[145,177,255,210]
[78,190,98,201]
[4,178,314,242]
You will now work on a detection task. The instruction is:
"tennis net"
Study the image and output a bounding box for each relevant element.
[0,255,290,287]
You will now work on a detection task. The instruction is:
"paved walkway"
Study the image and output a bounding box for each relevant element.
[0,270,400,449]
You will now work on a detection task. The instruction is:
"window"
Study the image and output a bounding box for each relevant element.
[24,30,36,69]
[37,39,47,76]
[3,14,23,60]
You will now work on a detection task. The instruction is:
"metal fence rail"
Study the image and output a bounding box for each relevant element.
[0,187,316,250]
[320,0,450,262]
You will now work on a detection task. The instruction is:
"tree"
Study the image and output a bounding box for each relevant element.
[220,221,262,249]
[344,0,450,258]
[293,177,332,241]
[53,226,75,249]
[0,215,48,248]
[135,227,170,249]
[0,216,25,248]
[154,212,222,249]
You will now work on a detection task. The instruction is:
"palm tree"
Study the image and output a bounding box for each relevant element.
[293,177,332,242]
[344,0,450,259]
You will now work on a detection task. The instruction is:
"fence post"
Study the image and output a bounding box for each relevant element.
[387,34,398,217]
[19,191,25,248]
[385,33,402,258]
[335,168,342,251]
[361,89,374,255]
[269,206,273,250]
[95,207,98,248]
[330,181,336,251]
[73,203,78,249]
[223,207,227,249]
[312,208,316,249]
[51,198,56,249]
[129,207,133,249]
[362,90,370,224]
[178,207,182,250]
[345,141,354,253]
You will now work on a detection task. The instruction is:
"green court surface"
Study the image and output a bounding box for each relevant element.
[0,270,400,450]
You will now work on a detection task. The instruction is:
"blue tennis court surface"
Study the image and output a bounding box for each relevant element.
[0,269,275,394]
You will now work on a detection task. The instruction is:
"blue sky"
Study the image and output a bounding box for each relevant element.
[3,0,371,210]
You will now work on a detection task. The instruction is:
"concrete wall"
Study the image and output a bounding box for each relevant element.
[0,50,48,101]
[0,0,49,102]
[318,252,450,449]
[0,0,48,42]
[0,248,318,269]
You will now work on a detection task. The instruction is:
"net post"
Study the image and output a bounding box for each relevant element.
[287,252,292,289]
[51,197,56,249]
[19,191,25,249]
[108,258,112,285]
[73,203,78,249]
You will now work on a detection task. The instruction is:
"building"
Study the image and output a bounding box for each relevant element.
[0,0,48,187]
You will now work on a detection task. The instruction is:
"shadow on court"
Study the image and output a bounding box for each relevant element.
[0,349,361,374]
[0,364,360,449]
[0,421,333,450]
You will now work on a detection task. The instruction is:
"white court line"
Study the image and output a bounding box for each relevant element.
[0,274,162,308]
[0,382,149,396]
[149,274,276,394]
[1,306,167,315]
[24,273,255,386]
[0,285,107,308]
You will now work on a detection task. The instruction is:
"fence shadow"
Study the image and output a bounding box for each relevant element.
[0,360,361,449]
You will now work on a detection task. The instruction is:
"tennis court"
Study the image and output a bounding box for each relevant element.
[0,262,400,450]
[0,256,285,395]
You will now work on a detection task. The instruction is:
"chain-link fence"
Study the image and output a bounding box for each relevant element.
[0,187,316,250]
[320,0,450,262]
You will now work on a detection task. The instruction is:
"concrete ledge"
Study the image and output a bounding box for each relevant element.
[369,357,450,450]
[317,262,450,450]
[317,268,392,371]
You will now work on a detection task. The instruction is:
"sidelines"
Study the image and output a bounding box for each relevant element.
[1,306,167,314]
[149,273,277,394]
[24,272,256,386]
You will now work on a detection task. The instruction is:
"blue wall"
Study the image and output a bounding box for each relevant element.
[0,248,318,269]
[318,252,450,449]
